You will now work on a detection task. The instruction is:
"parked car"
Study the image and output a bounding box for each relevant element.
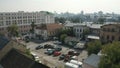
[44,49,55,55]
[54,46,62,51]
[30,52,39,61]
[44,44,49,48]
[54,41,62,45]
[68,51,80,56]
[53,51,61,56]
[35,45,43,50]
[71,56,77,60]
[68,51,74,55]
[64,55,71,62]
[73,51,80,56]
[59,54,66,60]
[44,44,54,49]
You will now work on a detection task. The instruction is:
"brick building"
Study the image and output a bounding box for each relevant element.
[35,23,63,40]
[100,24,120,43]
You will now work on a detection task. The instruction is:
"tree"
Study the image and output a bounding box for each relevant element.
[82,28,90,40]
[7,24,19,37]
[87,40,102,55]
[30,22,36,34]
[98,18,106,24]
[99,41,120,68]
[57,29,74,41]
[60,34,67,43]
[55,17,66,24]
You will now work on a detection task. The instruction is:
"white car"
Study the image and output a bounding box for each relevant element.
[30,52,39,61]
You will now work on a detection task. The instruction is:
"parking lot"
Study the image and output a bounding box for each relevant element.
[20,41,88,68]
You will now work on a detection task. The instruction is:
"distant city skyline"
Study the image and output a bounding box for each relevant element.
[0,0,120,14]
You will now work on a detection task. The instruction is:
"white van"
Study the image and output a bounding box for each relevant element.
[70,60,82,68]
[65,62,79,68]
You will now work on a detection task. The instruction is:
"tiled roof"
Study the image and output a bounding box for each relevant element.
[83,54,100,68]
[0,36,9,50]
[36,23,63,31]
[46,23,63,32]
[0,48,49,68]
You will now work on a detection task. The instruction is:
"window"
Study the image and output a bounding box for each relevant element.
[79,29,81,32]
[102,36,104,40]
[79,34,81,38]
[103,28,106,31]
[77,29,79,32]
[111,28,115,32]
[112,36,114,41]
[107,35,109,40]
[107,28,110,32]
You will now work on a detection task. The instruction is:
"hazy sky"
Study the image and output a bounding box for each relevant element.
[0,0,120,14]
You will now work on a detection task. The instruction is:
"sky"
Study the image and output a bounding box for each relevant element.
[0,0,120,14]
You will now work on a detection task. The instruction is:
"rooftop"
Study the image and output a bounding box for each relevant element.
[83,54,100,68]
[36,23,63,31]
[0,36,9,50]
[0,48,49,68]
[88,24,103,29]
[87,35,100,40]
[64,22,103,29]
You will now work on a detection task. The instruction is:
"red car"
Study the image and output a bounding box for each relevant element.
[53,51,61,56]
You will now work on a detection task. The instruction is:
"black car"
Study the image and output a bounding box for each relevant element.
[68,51,74,55]
[35,45,43,50]
[44,44,54,49]
[68,51,80,56]
[59,54,65,60]
[54,46,62,51]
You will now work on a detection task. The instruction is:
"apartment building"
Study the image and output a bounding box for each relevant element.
[100,24,120,43]
[0,11,55,34]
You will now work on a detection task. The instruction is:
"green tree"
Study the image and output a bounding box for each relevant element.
[55,17,66,24]
[7,24,19,37]
[99,41,120,68]
[30,22,36,34]
[87,40,102,55]
[98,18,106,24]
[60,34,67,43]
[82,28,90,40]
[57,29,74,41]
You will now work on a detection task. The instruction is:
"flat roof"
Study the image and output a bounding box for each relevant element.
[83,54,100,68]
[87,35,100,40]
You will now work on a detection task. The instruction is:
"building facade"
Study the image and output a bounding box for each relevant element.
[100,24,120,43]
[73,25,89,40]
[86,24,102,41]
[0,11,55,34]
[35,23,63,40]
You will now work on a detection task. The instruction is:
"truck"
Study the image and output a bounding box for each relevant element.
[70,60,82,68]
[65,62,79,68]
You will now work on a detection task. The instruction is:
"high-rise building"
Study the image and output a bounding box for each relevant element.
[0,11,55,34]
